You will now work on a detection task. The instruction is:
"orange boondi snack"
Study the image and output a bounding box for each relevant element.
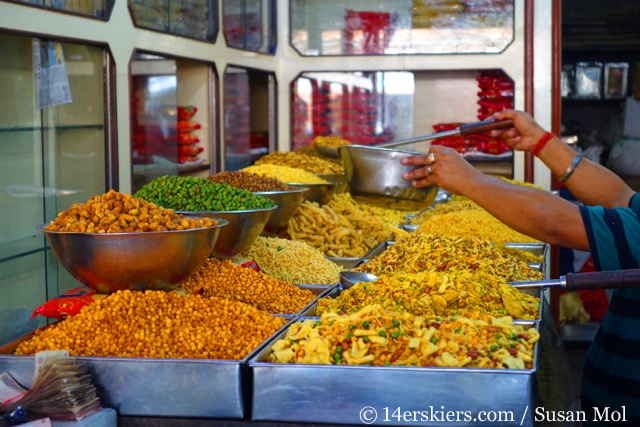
[31,287,106,320]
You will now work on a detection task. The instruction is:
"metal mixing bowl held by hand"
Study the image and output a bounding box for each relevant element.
[179,205,277,259]
[37,220,228,294]
[339,145,439,211]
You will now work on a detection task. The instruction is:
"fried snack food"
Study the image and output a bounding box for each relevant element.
[311,135,351,149]
[243,164,328,184]
[241,237,342,285]
[255,151,343,174]
[330,193,413,227]
[356,234,542,282]
[317,270,539,320]
[209,171,293,192]
[45,189,217,233]
[417,209,540,243]
[15,290,286,360]
[269,305,539,369]
[287,200,404,258]
[182,259,314,314]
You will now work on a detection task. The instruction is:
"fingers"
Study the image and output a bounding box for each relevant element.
[412,176,435,188]
[402,165,431,180]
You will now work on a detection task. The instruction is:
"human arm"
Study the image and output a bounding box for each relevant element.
[401,146,591,251]
[492,110,635,208]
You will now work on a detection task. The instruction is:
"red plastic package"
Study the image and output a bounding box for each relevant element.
[177,106,198,120]
[177,133,200,145]
[177,120,202,133]
[31,287,107,320]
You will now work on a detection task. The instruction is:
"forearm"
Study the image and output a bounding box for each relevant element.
[537,137,634,208]
[462,174,590,251]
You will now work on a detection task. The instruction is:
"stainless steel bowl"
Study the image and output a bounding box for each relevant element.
[316,173,348,194]
[36,220,228,293]
[315,144,340,159]
[339,145,439,211]
[288,182,337,206]
[254,188,307,232]
[179,205,277,259]
[339,271,379,290]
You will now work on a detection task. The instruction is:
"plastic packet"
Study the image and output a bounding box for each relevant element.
[31,287,106,320]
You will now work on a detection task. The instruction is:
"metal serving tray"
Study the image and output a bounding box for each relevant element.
[326,256,362,270]
[361,241,547,275]
[294,284,338,316]
[302,283,543,321]
[250,320,540,426]
[0,316,298,419]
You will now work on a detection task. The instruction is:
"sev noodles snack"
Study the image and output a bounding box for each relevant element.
[329,193,413,227]
[182,259,314,314]
[409,196,480,225]
[417,209,540,243]
[243,164,328,184]
[241,237,342,285]
[255,151,343,174]
[498,245,544,264]
[317,270,539,320]
[287,200,405,258]
[269,305,539,369]
[355,234,542,282]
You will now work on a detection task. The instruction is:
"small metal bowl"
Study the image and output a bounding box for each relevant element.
[254,188,307,232]
[339,145,439,211]
[339,271,379,290]
[37,220,228,293]
[179,205,277,259]
[288,182,337,206]
[316,173,348,194]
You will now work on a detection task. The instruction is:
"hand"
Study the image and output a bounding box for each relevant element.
[400,146,482,195]
[491,110,547,152]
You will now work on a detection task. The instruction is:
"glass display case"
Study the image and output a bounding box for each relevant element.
[129,0,218,42]
[291,71,414,149]
[223,0,276,54]
[0,32,113,345]
[224,66,276,170]
[4,0,114,19]
[130,52,216,192]
[290,0,514,56]
[291,69,514,164]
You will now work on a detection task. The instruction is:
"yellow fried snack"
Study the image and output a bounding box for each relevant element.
[356,234,542,282]
[269,305,539,369]
[243,164,328,184]
[255,151,343,174]
[242,236,342,285]
[15,290,286,359]
[318,270,539,320]
[287,199,406,258]
[417,209,540,243]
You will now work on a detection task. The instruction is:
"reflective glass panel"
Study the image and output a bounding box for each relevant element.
[223,0,276,54]
[129,0,218,42]
[131,53,215,192]
[223,67,274,170]
[0,33,109,345]
[4,0,114,18]
[290,0,514,56]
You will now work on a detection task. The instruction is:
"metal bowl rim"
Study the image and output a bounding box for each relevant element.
[340,144,422,156]
[253,188,309,196]
[176,205,279,215]
[287,182,337,188]
[35,219,229,235]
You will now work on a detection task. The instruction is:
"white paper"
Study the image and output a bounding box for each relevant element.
[0,371,28,404]
[33,39,73,109]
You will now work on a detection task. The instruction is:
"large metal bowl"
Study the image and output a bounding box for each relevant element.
[179,205,277,259]
[288,182,337,206]
[254,188,307,232]
[316,173,348,194]
[36,220,228,293]
[339,144,439,211]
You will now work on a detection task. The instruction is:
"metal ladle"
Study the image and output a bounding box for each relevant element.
[317,119,514,158]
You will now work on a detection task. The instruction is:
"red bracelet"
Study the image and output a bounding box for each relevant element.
[532,131,554,157]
